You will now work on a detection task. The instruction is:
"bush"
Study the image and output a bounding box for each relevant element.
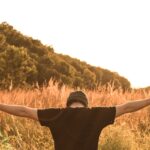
[99,125,138,150]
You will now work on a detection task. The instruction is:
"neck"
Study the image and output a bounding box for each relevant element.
[69,102,85,108]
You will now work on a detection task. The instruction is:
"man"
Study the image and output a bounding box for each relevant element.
[0,91,150,150]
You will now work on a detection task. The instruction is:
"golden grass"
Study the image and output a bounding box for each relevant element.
[0,81,150,150]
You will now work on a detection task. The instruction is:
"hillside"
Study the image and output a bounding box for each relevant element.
[0,22,131,90]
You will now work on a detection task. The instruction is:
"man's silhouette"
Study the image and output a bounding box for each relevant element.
[0,91,150,150]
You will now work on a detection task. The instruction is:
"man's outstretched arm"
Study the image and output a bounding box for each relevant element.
[0,103,38,120]
[116,98,150,118]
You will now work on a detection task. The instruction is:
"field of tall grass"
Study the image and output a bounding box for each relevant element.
[0,81,150,150]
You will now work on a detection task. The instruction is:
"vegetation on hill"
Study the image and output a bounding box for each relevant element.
[0,22,130,90]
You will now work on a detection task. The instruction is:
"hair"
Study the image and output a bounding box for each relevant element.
[66,91,88,107]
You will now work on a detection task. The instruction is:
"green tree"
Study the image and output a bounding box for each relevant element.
[56,61,75,77]
[0,45,38,89]
[83,68,96,89]
[73,76,84,89]
[0,34,6,47]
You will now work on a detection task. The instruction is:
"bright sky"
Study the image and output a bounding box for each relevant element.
[0,0,150,88]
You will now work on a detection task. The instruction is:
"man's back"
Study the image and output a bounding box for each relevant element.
[38,107,116,150]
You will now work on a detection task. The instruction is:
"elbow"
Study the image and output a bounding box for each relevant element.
[19,106,28,117]
[116,101,137,117]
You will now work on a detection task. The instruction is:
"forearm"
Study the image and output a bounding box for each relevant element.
[0,103,27,117]
[125,98,150,113]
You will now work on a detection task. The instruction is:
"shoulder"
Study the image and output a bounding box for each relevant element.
[91,106,116,112]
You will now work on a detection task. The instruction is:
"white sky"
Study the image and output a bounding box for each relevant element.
[0,0,150,88]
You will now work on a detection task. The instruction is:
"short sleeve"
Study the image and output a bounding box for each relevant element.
[37,108,62,127]
[91,107,116,128]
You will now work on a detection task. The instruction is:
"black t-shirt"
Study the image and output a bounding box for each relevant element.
[38,107,116,150]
